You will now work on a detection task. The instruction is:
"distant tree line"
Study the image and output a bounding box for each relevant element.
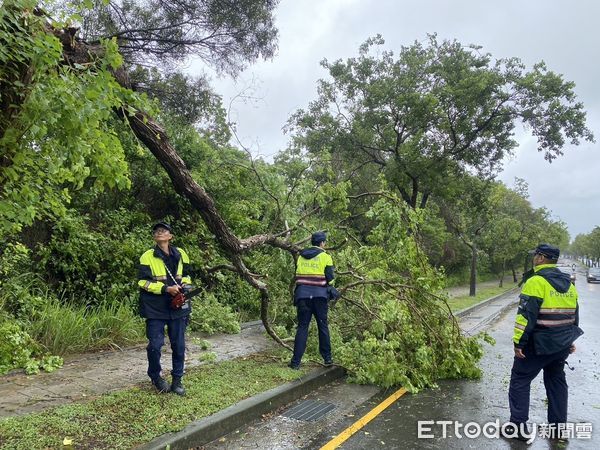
[570,228,600,266]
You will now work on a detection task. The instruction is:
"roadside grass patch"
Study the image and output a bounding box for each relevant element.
[447,283,517,312]
[27,300,145,355]
[0,354,308,450]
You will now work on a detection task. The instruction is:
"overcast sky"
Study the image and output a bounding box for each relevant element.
[194,0,599,239]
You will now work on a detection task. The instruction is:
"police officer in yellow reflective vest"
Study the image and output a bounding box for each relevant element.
[508,244,583,439]
[138,222,192,395]
[289,231,335,369]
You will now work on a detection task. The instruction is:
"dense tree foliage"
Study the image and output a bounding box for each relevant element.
[479,180,569,283]
[289,35,594,210]
[435,177,569,294]
[0,1,136,234]
[438,176,498,295]
[570,227,600,262]
[74,0,279,73]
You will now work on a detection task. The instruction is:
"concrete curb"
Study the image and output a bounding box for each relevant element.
[240,320,262,329]
[472,297,520,333]
[140,365,346,450]
[454,286,520,318]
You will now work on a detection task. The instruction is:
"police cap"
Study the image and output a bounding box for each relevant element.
[152,222,172,233]
[311,231,327,246]
[534,243,560,260]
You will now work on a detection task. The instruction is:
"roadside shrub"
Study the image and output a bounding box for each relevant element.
[36,210,150,307]
[0,244,47,319]
[188,292,240,334]
[0,272,48,322]
[207,274,260,321]
[0,320,63,375]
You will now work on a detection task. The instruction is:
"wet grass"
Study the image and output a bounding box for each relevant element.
[27,300,145,355]
[0,354,308,450]
[447,283,518,312]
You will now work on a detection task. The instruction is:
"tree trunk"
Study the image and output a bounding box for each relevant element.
[512,266,518,283]
[122,110,243,253]
[469,244,477,296]
[419,192,430,209]
[499,258,505,288]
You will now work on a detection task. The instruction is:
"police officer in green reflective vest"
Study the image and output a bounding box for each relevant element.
[138,222,192,396]
[508,244,583,439]
[289,231,335,369]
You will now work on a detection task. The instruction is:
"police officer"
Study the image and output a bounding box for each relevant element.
[508,244,583,439]
[138,222,192,395]
[289,231,335,369]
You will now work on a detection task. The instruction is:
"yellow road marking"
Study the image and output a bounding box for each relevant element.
[320,387,407,450]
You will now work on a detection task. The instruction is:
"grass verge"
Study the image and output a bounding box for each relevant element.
[447,283,518,312]
[0,354,308,450]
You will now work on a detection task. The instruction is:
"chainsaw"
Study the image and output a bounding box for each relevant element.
[170,285,203,310]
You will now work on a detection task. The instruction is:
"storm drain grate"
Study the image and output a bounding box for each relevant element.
[282,400,336,422]
[468,316,483,319]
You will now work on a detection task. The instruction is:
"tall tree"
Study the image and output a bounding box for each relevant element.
[289,35,594,209]
[439,176,498,296]
[481,182,548,285]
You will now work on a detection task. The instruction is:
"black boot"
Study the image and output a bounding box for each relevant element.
[171,376,186,396]
[504,422,531,442]
[151,377,170,393]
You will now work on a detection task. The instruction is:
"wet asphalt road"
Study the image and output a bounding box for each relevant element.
[309,275,600,450]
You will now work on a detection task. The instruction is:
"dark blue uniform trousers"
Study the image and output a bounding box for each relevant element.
[146,317,186,380]
[509,347,570,425]
[291,297,331,366]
